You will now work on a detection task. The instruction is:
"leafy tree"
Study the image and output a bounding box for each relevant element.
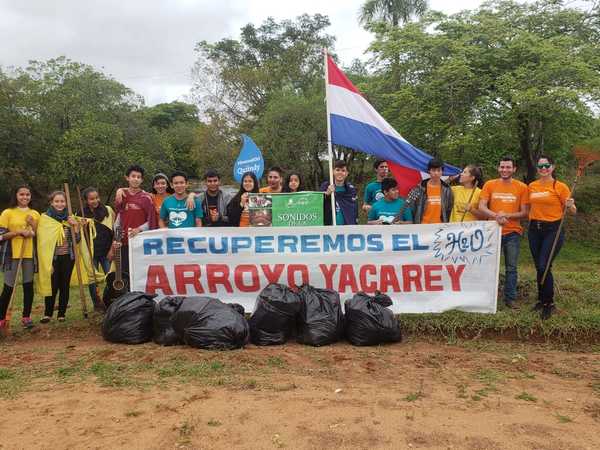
[366,0,600,181]
[359,0,429,26]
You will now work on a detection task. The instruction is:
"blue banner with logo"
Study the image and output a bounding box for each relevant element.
[233,134,264,183]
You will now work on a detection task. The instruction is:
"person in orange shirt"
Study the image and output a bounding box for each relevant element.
[260,167,284,193]
[479,156,529,309]
[528,155,576,320]
[150,173,173,215]
[227,172,260,227]
[409,158,453,224]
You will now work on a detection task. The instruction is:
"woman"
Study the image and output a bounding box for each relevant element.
[283,172,304,193]
[0,185,40,329]
[37,191,80,323]
[150,173,173,215]
[528,155,576,320]
[450,165,485,222]
[82,187,115,311]
[227,172,260,227]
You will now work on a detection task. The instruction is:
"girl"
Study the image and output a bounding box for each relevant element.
[227,172,259,227]
[37,191,80,323]
[0,185,40,329]
[528,155,576,320]
[283,172,304,193]
[82,187,115,311]
[150,173,173,215]
[450,165,485,222]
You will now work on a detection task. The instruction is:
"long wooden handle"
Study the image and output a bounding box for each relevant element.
[64,183,89,319]
[4,232,29,335]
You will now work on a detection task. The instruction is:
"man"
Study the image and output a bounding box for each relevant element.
[362,159,389,212]
[320,160,358,226]
[260,166,284,193]
[410,158,453,224]
[367,178,413,224]
[196,170,230,227]
[479,156,529,309]
[159,171,203,229]
[113,165,157,277]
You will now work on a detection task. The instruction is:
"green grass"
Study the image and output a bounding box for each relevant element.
[515,391,537,402]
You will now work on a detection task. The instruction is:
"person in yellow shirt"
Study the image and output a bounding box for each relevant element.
[479,156,529,309]
[528,155,576,320]
[450,165,485,222]
[0,185,40,330]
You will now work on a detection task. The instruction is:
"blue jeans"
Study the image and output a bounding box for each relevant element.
[528,221,564,305]
[88,255,111,305]
[501,232,520,302]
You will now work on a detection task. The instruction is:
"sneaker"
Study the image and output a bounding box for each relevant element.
[541,304,555,321]
[40,316,51,324]
[531,302,543,312]
[21,317,34,329]
[504,300,520,310]
[57,316,66,322]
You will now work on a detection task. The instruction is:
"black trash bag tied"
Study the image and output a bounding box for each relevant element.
[102,292,157,344]
[344,291,402,346]
[153,296,185,346]
[297,284,344,347]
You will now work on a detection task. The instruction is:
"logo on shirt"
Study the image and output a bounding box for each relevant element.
[491,193,517,203]
[530,191,550,199]
[375,192,385,201]
[427,196,441,205]
[169,210,188,227]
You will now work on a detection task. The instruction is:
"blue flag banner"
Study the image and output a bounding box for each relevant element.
[233,134,264,183]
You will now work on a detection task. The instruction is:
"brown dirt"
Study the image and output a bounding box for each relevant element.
[1,333,599,450]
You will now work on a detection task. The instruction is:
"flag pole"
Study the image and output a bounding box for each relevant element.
[323,48,337,225]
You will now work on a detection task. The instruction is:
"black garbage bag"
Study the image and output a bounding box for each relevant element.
[102,292,157,344]
[153,296,185,346]
[228,303,246,316]
[171,297,249,350]
[344,292,402,346]
[248,283,301,346]
[297,285,344,346]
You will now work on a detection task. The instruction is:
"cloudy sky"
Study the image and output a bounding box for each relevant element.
[1,0,485,105]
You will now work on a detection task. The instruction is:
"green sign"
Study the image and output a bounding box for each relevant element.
[248,192,324,227]
[271,192,324,227]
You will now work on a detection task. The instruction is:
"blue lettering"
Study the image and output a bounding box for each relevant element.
[347,234,365,251]
[323,234,345,253]
[166,237,185,255]
[392,234,410,251]
[143,238,163,255]
[255,236,274,253]
[367,234,384,251]
[412,234,429,250]
[300,235,320,253]
[188,237,207,254]
[208,237,228,254]
[278,235,298,253]
[231,236,252,253]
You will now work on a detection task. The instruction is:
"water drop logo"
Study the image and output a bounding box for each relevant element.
[233,134,264,183]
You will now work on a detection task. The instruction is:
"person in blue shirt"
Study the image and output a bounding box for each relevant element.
[362,159,389,213]
[320,160,358,226]
[159,171,203,229]
[368,178,413,225]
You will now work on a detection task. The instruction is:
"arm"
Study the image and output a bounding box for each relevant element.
[195,218,203,227]
[159,218,168,229]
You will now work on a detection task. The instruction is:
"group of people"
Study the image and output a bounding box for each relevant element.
[0,154,576,331]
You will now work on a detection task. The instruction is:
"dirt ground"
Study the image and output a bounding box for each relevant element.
[1,332,599,450]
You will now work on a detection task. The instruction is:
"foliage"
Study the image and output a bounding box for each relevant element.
[359,0,429,26]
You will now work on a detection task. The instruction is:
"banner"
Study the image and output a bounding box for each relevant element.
[130,222,501,314]
[233,134,264,183]
[247,192,325,227]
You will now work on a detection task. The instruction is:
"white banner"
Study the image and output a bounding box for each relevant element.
[129,222,501,314]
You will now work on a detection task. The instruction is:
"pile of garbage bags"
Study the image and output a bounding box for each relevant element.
[102,285,402,348]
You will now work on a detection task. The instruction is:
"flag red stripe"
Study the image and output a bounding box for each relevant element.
[388,161,423,197]
[327,55,361,95]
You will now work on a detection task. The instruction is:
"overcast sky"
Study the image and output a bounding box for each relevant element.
[1,0,485,105]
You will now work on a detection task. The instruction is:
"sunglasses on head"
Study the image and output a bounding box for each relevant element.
[537,163,552,169]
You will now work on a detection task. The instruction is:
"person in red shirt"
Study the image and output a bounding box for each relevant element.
[479,156,529,309]
[528,155,576,320]
[113,165,157,280]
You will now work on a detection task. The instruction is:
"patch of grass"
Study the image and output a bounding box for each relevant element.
[241,378,258,390]
[404,391,424,402]
[176,418,195,444]
[207,419,222,427]
[552,367,581,379]
[555,413,573,423]
[267,356,286,368]
[90,361,135,388]
[125,410,142,417]
[0,367,14,380]
[474,368,505,384]
[0,367,25,399]
[589,381,600,396]
[456,383,468,399]
[515,391,537,402]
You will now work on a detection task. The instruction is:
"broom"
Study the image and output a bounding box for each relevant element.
[2,230,29,336]
[540,145,600,286]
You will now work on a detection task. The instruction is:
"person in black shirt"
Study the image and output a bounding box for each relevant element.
[195,170,231,227]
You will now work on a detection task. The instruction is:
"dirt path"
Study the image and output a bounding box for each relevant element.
[1,335,599,449]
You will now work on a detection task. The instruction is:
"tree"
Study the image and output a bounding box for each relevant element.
[366,0,600,181]
[359,0,429,27]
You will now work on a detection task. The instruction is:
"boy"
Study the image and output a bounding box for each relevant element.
[479,156,529,309]
[196,170,231,227]
[363,159,389,212]
[368,178,413,224]
[260,166,284,193]
[321,160,358,226]
[160,171,203,228]
[409,158,453,224]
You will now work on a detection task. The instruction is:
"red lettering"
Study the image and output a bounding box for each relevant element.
[338,264,359,293]
[402,265,423,292]
[446,265,466,291]
[206,264,233,293]
[174,264,204,295]
[234,265,260,292]
[146,265,173,295]
[380,265,401,293]
[260,264,285,284]
[359,265,378,293]
[424,265,443,291]
[287,264,309,289]
[319,264,337,290]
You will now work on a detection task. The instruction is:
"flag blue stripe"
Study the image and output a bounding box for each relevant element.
[330,114,460,175]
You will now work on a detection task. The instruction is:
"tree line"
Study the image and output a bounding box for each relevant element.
[1,0,599,208]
